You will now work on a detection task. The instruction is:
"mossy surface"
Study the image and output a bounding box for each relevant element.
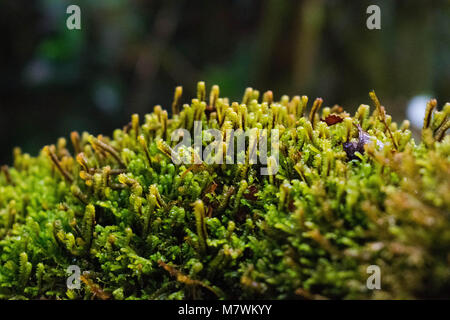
[0,83,449,300]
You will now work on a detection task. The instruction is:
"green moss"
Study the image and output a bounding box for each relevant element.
[0,83,449,299]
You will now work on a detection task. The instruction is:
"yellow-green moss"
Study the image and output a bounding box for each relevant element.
[0,83,449,299]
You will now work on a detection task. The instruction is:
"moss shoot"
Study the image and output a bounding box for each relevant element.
[0,83,449,300]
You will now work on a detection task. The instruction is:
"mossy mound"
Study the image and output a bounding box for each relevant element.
[0,83,449,299]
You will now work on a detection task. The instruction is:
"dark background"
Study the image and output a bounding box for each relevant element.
[0,0,449,164]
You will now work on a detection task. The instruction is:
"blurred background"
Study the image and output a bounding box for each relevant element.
[0,0,449,164]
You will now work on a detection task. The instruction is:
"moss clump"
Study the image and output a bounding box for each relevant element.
[1,82,449,300]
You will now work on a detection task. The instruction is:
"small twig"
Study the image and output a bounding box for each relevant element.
[369,91,398,150]
[138,135,153,167]
[44,146,73,183]
[435,118,449,142]
[422,99,437,131]
[80,273,110,300]
[158,260,219,297]
[172,86,183,115]
[90,137,125,168]
[70,131,82,155]
[309,98,323,129]
[1,165,15,186]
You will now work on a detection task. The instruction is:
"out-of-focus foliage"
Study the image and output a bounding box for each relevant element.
[0,0,449,163]
[0,83,449,299]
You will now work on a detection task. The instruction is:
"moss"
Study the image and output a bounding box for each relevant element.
[0,83,449,300]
